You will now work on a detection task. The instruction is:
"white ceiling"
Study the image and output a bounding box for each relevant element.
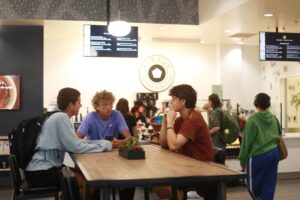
[1,0,300,46]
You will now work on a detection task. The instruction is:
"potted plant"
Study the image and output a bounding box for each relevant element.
[119,136,145,159]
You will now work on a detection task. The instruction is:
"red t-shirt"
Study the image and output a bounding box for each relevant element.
[174,110,215,162]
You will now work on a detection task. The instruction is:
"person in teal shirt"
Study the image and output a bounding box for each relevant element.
[25,87,112,188]
[239,93,280,200]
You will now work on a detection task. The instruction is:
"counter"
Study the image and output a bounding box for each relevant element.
[226,133,300,173]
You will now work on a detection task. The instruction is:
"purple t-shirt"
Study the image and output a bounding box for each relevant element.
[78,110,128,140]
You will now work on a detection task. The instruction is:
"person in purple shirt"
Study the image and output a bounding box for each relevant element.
[76,90,131,148]
[76,90,134,199]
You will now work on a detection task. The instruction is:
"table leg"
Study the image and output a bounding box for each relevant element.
[83,180,89,200]
[171,186,178,200]
[102,187,111,200]
[217,181,227,200]
[144,187,149,200]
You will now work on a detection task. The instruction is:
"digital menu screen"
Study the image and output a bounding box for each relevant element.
[83,25,138,57]
[259,32,300,61]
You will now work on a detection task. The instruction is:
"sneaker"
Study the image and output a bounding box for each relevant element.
[187,191,200,198]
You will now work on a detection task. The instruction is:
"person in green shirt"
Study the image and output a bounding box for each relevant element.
[208,93,227,151]
[239,93,280,200]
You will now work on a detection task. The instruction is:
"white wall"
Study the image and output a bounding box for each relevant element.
[261,60,300,122]
[219,45,261,110]
[43,21,263,116]
[43,20,220,116]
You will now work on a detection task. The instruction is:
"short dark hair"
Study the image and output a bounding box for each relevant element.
[208,93,222,109]
[131,100,145,113]
[169,84,197,109]
[254,93,271,110]
[57,87,81,111]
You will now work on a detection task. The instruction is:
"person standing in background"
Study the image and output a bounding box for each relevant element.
[208,94,227,151]
[116,98,138,137]
[76,90,130,148]
[131,100,149,128]
[239,93,280,200]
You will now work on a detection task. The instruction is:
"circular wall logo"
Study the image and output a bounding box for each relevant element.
[139,55,175,92]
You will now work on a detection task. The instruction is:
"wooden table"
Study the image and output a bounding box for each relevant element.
[71,145,244,200]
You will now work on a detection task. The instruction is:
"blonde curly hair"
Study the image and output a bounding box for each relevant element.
[92,90,115,110]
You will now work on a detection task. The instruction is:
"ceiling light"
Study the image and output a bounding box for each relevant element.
[224,29,232,33]
[159,27,166,30]
[106,0,131,37]
[264,13,273,17]
[108,21,131,37]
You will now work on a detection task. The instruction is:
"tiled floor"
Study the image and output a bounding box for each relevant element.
[1,179,299,199]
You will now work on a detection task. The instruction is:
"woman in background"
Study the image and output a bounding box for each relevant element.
[239,93,280,200]
[208,94,226,151]
[116,98,137,136]
[131,100,149,128]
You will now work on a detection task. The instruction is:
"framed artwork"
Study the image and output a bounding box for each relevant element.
[286,76,300,132]
[0,75,20,110]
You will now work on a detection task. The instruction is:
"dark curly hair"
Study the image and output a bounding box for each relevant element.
[169,84,197,109]
[254,93,270,110]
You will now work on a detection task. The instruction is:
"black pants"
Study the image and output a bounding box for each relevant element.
[25,167,61,188]
[119,187,135,200]
[197,184,218,200]
[90,187,135,200]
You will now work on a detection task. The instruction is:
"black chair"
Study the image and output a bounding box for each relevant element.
[60,167,80,200]
[8,154,59,200]
[213,146,226,165]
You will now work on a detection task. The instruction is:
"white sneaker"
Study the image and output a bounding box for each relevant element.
[187,191,200,198]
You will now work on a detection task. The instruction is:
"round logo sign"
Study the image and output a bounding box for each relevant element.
[139,55,175,92]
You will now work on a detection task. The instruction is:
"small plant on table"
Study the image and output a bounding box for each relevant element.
[119,136,145,159]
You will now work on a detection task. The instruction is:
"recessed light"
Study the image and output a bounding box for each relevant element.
[224,29,232,33]
[264,13,273,17]
[200,40,204,43]
[159,27,166,30]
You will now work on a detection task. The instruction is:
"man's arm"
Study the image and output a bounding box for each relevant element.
[164,109,188,151]
[159,114,168,149]
[166,129,188,151]
[112,130,131,148]
[75,131,85,138]
[209,126,220,135]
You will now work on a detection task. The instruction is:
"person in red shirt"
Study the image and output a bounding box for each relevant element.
[159,84,217,200]
[160,84,214,162]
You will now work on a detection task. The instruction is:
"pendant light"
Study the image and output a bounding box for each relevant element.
[107,0,131,37]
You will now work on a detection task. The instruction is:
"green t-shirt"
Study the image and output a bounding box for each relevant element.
[209,107,226,149]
